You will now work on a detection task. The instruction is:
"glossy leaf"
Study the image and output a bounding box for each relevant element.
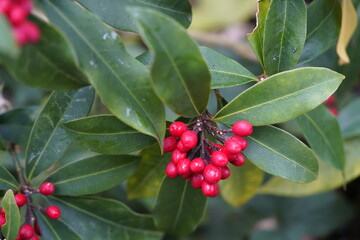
[153,177,207,235]
[0,164,19,190]
[76,0,192,32]
[130,7,211,117]
[258,138,360,196]
[47,155,139,196]
[214,67,344,126]
[299,0,341,64]
[127,145,169,199]
[63,115,155,155]
[1,190,20,240]
[200,47,257,89]
[36,212,82,240]
[46,196,162,239]
[40,0,165,145]
[339,98,360,138]
[219,161,264,207]
[296,105,345,170]
[243,125,318,183]
[5,18,88,90]
[25,87,95,180]
[0,15,19,59]
[262,0,306,75]
[337,0,358,65]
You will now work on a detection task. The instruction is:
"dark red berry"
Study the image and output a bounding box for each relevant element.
[163,136,177,152]
[203,164,221,184]
[190,158,205,173]
[0,214,6,228]
[45,206,61,219]
[39,182,55,195]
[224,139,242,154]
[165,162,178,178]
[29,235,40,240]
[211,151,228,167]
[0,208,5,217]
[220,166,231,179]
[171,149,187,164]
[9,5,28,25]
[176,158,191,176]
[0,0,12,14]
[325,95,335,105]
[16,235,21,240]
[329,107,338,116]
[169,121,187,137]
[180,130,198,149]
[190,173,204,189]
[201,181,219,197]
[176,140,190,152]
[14,193,27,207]
[19,224,34,239]
[34,221,41,236]
[23,21,40,43]
[231,136,248,151]
[230,153,245,166]
[232,121,253,137]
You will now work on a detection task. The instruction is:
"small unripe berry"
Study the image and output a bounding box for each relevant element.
[171,149,187,164]
[190,173,204,189]
[224,139,242,154]
[176,158,191,176]
[19,224,34,239]
[211,151,228,167]
[169,121,187,137]
[230,153,245,166]
[232,121,253,137]
[163,136,177,152]
[46,206,61,219]
[203,164,221,184]
[201,181,219,197]
[190,158,205,173]
[39,182,55,195]
[220,166,231,179]
[165,162,178,178]
[180,130,198,149]
[0,214,6,228]
[14,193,27,207]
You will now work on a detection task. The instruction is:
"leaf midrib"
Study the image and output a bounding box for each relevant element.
[171,180,188,231]
[306,2,336,39]
[134,0,188,15]
[210,69,256,80]
[276,0,288,73]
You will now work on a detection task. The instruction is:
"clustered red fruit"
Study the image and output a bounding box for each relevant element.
[164,116,253,198]
[324,94,338,116]
[0,0,41,46]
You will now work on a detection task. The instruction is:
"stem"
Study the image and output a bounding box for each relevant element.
[214,89,225,110]
[9,143,26,187]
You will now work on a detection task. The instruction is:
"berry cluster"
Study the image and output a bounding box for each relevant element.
[0,182,61,239]
[164,113,253,197]
[324,94,338,116]
[0,0,40,46]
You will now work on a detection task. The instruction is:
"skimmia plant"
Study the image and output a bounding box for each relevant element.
[0,0,359,239]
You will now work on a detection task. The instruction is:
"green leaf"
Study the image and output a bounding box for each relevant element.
[39,0,166,145]
[76,0,192,32]
[219,161,264,207]
[46,196,162,239]
[153,177,207,235]
[200,47,258,89]
[214,67,344,126]
[127,145,169,199]
[243,125,318,183]
[296,105,345,170]
[36,212,82,240]
[262,0,306,75]
[258,138,360,196]
[0,15,19,59]
[130,7,211,117]
[1,190,20,240]
[299,0,341,64]
[5,18,88,90]
[0,164,19,190]
[46,155,139,196]
[63,115,155,155]
[25,87,95,180]
[339,98,360,139]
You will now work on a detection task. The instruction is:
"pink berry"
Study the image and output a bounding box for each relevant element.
[201,181,219,197]
[169,122,187,137]
[232,121,253,137]
[14,193,27,207]
[176,158,191,176]
[39,182,55,195]
[0,214,6,228]
[163,136,177,152]
[13,25,27,46]
[190,158,205,173]
[230,153,245,166]
[45,206,61,219]
[9,5,28,25]
[165,162,178,178]
[171,149,187,164]
[211,151,228,167]
[0,0,12,14]
[19,224,34,239]
[203,164,221,184]
[220,166,231,179]
[180,130,198,149]
[23,21,40,43]
[190,173,204,189]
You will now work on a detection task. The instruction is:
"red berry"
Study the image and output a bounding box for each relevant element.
[165,162,178,178]
[0,0,12,14]
[0,214,6,228]
[329,107,338,116]
[232,121,253,137]
[19,224,34,239]
[169,121,187,137]
[23,21,40,43]
[190,158,205,173]
[14,193,27,207]
[9,5,28,25]
[211,151,228,167]
[201,181,219,197]
[230,153,245,166]
[163,136,177,152]
[176,158,191,176]
[231,136,248,151]
[171,149,187,164]
[16,235,21,240]
[325,95,335,105]
[29,235,40,240]
[176,140,190,152]
[220,166,231,179]
[39,182,55,195]
[45,206,61,219]
[0,208,5,217]
[220,147,236,160]
[180,130,198,149]
[21,1,32,16]
[34,221,41,235]
[224,139,242,154]
[13,25,27,46]
[190,173,204,189]
[203,164,221,184]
